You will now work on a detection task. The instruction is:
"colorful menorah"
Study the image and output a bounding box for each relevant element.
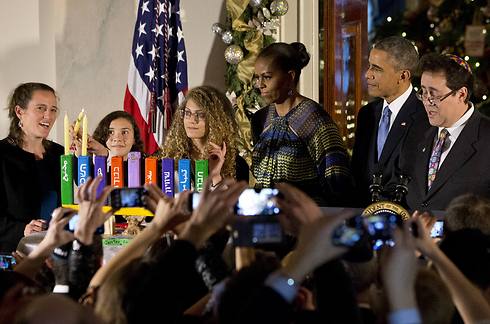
[60,152,209,212]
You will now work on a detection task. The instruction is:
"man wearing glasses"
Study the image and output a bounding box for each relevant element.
[400,53,490,212]
[351,36,430,206]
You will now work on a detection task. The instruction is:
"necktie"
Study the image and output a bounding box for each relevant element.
[427,129,449,190]
[377,106,391,160]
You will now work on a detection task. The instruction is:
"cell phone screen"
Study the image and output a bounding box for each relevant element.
[0,255,17,270]
[110,187,147,209]
[235,188,280,216]
[67,214,104,235]
[430,220,444,238]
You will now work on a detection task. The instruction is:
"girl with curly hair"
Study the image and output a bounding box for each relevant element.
[160,86,248,187]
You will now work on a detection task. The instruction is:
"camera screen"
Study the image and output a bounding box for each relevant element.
[430,220,444,238]
[120,188,145,207]
[191,192,201,211]
[364,213,400,250]
[110,187,146,209]
[0,255,16,270]
[67,214,104,234]
[332,224,363,247]
[235,188,280,216]
[251,222,283,244]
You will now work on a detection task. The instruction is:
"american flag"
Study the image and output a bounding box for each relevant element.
[124,0,188,154]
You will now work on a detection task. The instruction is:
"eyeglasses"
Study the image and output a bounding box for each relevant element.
[416,88,458,106]
[181,109,206,122]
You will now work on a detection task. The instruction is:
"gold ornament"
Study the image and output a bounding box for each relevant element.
[225,45,244,64]
[270,0,288,16]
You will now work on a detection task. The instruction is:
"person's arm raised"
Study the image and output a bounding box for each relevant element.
[179,176,248,249]
[15,207,76,280]
[411,215,490,323]
[89,185,191,288]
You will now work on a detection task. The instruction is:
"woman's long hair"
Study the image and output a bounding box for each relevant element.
[160,86,239,178]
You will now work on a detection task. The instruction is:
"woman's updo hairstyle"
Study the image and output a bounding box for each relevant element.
[257,42,310,84]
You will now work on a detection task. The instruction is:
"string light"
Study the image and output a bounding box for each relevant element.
[475,62,480,68]
[429,36,434,41]
[386,16,392,22]
[483,95,488,100]
[464,56,470,61]
[401,32,406,37]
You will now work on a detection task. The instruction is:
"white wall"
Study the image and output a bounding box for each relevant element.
[0,0,226,144]
[0,0,58,139]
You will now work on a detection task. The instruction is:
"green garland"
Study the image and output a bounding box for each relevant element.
[224,0,279,114]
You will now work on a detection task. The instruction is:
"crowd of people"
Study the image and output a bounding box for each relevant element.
[0,36,489,323]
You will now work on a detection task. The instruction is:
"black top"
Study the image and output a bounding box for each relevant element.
[0,138,64,253]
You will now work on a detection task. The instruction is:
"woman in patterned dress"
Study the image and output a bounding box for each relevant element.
[252,42,353,206]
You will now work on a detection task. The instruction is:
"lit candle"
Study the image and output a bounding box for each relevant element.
[64,112,70,155]
[81,115,88,156]
[73,109,85,135]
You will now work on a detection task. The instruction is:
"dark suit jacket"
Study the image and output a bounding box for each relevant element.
[351,90,430,206]
[401,109,490,212]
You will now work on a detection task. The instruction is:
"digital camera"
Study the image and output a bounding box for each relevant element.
[232,188,283,247]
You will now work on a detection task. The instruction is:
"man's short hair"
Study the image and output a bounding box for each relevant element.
[445,193,490,235]
[373,36,419,74]
[419,53,474,103]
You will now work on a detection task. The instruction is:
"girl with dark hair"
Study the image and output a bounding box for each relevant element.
[0,82,63,253]
[72,110,144,161]
[252,42,353,206]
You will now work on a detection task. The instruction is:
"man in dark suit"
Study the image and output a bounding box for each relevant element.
[400,53,490,212]
[351,36,430,207]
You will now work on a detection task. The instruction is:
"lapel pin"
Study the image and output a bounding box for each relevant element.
[401,122,406,126]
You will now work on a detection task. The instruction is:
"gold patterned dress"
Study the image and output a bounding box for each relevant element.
[252,98,353,206]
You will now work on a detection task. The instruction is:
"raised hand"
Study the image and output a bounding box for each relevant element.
[87,136,109,156]
[410,213,439,258]
[69,124,82,156]
[180,176,248,248]
[144,183,192,233]
[75,176,113,245]
[412,210,436,237]
[34,207,77,257]
[379,222,418,311]
[24,219,47,236]
[275,183,323,236]
[281,211,351,283]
